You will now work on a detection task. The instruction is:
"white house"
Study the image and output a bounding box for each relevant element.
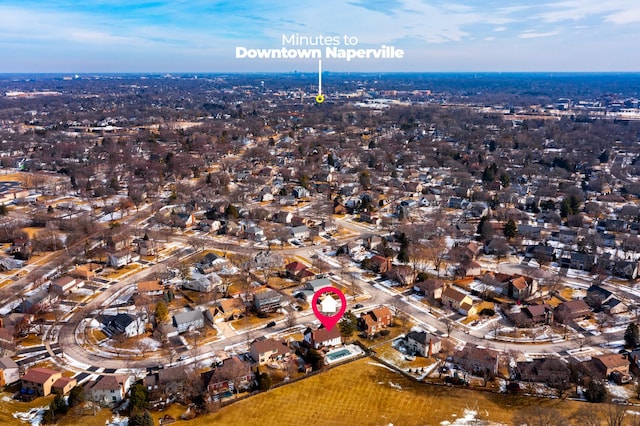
[290,225,310,240]
[108,250,139,268]
[304,326,342,349]
[405,330,441,357]
[183,274,221,293]
[107,313,146,338]
[86,375,131,406]
[173,310,205,333]
[50,276,82,295]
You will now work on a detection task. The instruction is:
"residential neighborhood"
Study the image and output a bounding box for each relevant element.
[1,72,640,425]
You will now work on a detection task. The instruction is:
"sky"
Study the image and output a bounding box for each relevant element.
[1,0,640,73]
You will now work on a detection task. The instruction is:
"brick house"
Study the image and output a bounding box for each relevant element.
[21,368,62,396]
[358,306,393,337]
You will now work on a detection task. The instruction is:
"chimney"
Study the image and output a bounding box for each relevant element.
[428,339,433,358]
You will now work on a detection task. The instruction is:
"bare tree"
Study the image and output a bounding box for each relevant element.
[571,404,601,426]
[604,403,626,426]
[512,406,566,426]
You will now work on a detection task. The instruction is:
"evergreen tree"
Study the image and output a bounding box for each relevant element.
[503,219,517,239]
[155,301,169,322]
[68,385,85,407]
[625,322,639,348]
[339,311,358,338]
[584,379,607,403]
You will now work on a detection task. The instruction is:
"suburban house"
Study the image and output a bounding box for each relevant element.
[50,276,82,295]
[205,355,254,397]
[368,255,393,274]
[0,357,20,387]
[215,298,246,322]
[553,300,591,324]
[249,338,291,366]
[358,306,393,337]
[516,358,570,384]
[106,313,146,338]
[108,250,139,268]
[183,275,221,293]
[137,279,164,296]
[441,287,473,314]
[253,290,283,314]
[404,330,441,357]
[52,377,77,395]
[290,225,310,240]
[21,290,58,314]
[414,279,444,301]
[585,285,627,314]
[85,375,131,406]
[508,275,537,301]
[285,261,315,282]
[508,305,554,328]
[591,354,630,379]
[304,326,343,349]
[144,367,187,398]
[305,277,332,293]
[173,310,205,333]
[245,225,266,242]
[21,368,62,396]
[451,345,499,376]
[70,263,99,280]
[614,260,640,280]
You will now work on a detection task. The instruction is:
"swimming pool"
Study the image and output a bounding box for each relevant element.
[326,348,351,361]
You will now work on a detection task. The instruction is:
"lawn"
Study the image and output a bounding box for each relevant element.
[193,358,586,426]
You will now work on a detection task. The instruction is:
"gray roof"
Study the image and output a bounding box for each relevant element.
[0,357,19,369]
[173,310,204,326]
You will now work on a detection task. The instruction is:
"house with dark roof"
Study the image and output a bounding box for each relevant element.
[107,313,146,338]
[21,290,57,314]
[405,330,441,357]
[205,355,254,397]
[508,304,554,328]
[553,300,591,324]
[516,358,569,385]
[144,367,187,399]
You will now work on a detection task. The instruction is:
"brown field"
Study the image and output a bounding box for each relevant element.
[191,358,587,426]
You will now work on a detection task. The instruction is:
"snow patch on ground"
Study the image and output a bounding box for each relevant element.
[440,409,506,425]
[106,415,129,426]
[13,406,48,425]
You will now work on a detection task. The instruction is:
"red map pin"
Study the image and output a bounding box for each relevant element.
[311,286,347,331]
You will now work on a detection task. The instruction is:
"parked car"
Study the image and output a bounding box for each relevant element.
[354,303,363,309]
[265,321,276,328]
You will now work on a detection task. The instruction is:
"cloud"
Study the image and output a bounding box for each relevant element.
[518,30,559,39]
[493,27,508,32]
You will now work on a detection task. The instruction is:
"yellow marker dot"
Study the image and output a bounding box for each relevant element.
[315,94,325,103]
